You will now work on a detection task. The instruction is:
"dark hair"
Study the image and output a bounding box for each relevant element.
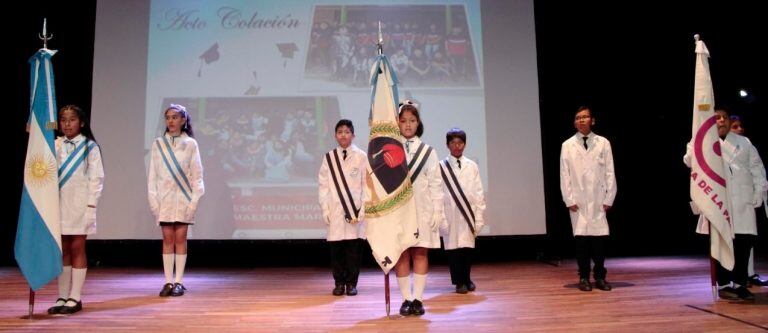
[714,106,730,117]
[729,115,741,122]
[335,119,354,134]
[398,102,424,137]
[59,105,98,143]
[446,127,466,145]
[58,104,100,172]
[576,106,592,118]
[164,104,194,137]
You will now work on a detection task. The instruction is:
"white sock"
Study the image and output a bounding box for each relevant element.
[66,268,87,305]
[163,254,174,283]
[397,276,412,301]
[174,254,187,284]
[718,282,732,290]
[56,266,72,305]
[413,273,427,301]
[733,283,742,289]
[748,248,755,276]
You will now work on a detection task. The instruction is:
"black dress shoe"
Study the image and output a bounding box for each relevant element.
[595,279,612,291]
[467,281,476,292]
[332,284,345,296]
[455,284,468,294]
[749,274,768,287]
[718,286,740,300]
[735,286,755,301]
[58,299,82,314]
[345,284,358,296]
[170,283,186,296]
[578,278,592,292]
[399,300,412,316]
[159,283,174,297]
[47,298,67,314]
[410,299,425,316]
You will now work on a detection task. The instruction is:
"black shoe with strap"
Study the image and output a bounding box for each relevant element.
[47,298,67,314]
[170,283,187,296]
[58,299,83,314]
[399,300,412,316]
[467,281,476,292]
[410,299,425,316]
[159,283,174,297]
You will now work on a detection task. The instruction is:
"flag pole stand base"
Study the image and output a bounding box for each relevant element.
[711,286,718,302]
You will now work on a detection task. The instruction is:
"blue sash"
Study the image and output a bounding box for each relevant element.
[59,140,97,188]
[156,136,192,202]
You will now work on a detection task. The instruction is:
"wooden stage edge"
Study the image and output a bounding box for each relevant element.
[1,256,767,332]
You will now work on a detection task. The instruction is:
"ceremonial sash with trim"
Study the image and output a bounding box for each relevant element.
[59,140,97,188]
[439,158,476,234]
[408,142,433,184]
[326,150,360,222]
[156,136,193,202]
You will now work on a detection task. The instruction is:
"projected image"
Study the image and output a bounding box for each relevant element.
[304,4,481,89]
[159,96,341,239]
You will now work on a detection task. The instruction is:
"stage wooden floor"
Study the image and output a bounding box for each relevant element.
[1,257,767,332]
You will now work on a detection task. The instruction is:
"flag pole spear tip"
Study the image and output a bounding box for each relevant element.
[376,21,384,55]
[693,34,700,42]
[39,18,53,50]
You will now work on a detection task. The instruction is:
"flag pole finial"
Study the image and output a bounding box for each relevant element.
[376,21,384,55]
[39,18,53,50]
[693,34,700,42]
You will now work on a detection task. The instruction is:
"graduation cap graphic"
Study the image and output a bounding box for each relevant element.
[276,42,298,68]
[198,43,220,77]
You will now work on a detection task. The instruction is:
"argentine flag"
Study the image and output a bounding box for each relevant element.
[15,49,62,291]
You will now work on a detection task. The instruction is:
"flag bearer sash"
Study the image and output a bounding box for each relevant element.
[59,140,97,188]
[155,136,193,202]
[326,149,360,222]
[439,159,476,234]
[407,142,433,184]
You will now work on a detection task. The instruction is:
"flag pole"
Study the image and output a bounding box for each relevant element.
[708,223,717,302]
[28,288,35,319]
[375,21,391,318]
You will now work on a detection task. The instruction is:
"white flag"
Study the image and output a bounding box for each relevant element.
[689,35,734,270]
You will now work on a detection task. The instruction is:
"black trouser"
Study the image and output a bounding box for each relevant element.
[447,248,473,286]
[716,233,757,287]
[329,239,363,286]
[575,236,608,280]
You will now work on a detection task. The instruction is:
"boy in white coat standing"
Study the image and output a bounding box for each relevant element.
[440,128,486,294]
[560,106,617,292]
[318,119,367,296]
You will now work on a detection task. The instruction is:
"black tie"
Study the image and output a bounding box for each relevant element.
[405,140,412,153]
[343,149,347,160]
[582,136,588,150]
[457,159,461,169]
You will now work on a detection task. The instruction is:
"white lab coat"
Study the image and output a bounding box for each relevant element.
[318,144,367,241]
[147,133,205,224]
[405,137,446,248]
[56,134,104,235]
[441,156,486,249]
[684,133,768,235]
[560,132,617,236]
